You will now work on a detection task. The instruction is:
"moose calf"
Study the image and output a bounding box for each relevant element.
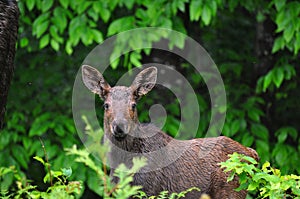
[82,65,259,199]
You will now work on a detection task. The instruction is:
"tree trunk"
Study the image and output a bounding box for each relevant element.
[0,0,19,129]
[254,17,276,76]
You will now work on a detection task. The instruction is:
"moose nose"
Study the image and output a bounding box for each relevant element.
[112,121,127,139]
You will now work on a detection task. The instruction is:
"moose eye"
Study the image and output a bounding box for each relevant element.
[103,103,110,110]
[131,103,137,110]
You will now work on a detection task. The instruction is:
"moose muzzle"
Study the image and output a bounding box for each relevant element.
[112,120,128,140]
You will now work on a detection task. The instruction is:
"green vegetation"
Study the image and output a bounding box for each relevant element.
[220,153,300,199]
[0,118,197,199]
[1,0,300,197]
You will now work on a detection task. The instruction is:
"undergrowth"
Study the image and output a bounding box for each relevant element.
[220,152,300,199]
[0,116,198,199]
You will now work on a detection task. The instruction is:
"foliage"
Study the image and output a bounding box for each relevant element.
[220,153,300,199]
[0,160,81,199]
[134,187,200,199]
[0,117,199,199]
[2,0,300,196]
[66,145,147,199]
[65,116,147,198]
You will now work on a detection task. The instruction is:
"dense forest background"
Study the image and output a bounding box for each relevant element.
[1,0,300,198]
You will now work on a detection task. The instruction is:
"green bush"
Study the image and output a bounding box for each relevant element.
[3,0,300,196]
[0,117,198,199]
[220,153,300,199]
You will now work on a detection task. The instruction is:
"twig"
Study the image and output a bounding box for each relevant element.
[39,137,53,186]
[106,184,119,196]
[100,154,109,196]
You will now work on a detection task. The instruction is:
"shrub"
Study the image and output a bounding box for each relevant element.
[220,153,300,199]
[0,116,198,199]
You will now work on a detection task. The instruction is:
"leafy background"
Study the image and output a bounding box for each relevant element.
[1,0,300,198]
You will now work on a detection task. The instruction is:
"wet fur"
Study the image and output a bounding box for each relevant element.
[82,65,259,199]
[107,124,258,198]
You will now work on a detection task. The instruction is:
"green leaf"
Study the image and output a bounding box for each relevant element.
[262,161,270,171]
[29,113,52,137]
[208,0,218,16]
[22,137,32,151]
[36,20,49,38]
[109,48,121,69]
[247,108,263,122]
[12,145,28,169]
[263,71,273,92]
[39,34,50,49]
[61,167,72,178]
[33,156,45,165]
[274,0,286,11]
[26,0,35,11]
[256,140,270,159]
[286,127,297,141]
[20,37,29,48]
[81,28,94,46]
[65,40,73,55]
[242,132,254,147]
[283,64,296,80]
[87,169,104,196]
[242,155,257,165]
[235,181,248,191]
[228,0,238,11]
[54,125,65,137]
[283,24,294,43]
[41,0,53,12]
[53,8,68,34]
[202,4,212,25]
[91,29,103,44]
[230,119,240,135]
[77,2,91,14]
[275,10,289,33]
[251,124,269,141]
[29,123,48,137]
[277,130,287,143]
[272,37,285,53]
[272,67,284,88]
[59,0,69,8]
[88,9,99,21]
[108,0,118,10]
[93,2,111,22]
[69,16,83,45]
[46,170,63,183]
[129,52,142,67]
[190,0,202,21]
[50,26,63,43]
[227,171,235,182]
[100,9,111,23]
[43,173,50,183]
[123,0,135,9]
[275,146,288,166]
[159,17,172,29]
[29,141,43,156]
[50,39,60,51]
[294,32,300,55]
[29,191,41,198]
[107,16,135,36]
[276,127,298,141]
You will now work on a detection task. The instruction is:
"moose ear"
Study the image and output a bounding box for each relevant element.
[82,65,111,100]
[131,67,157,100]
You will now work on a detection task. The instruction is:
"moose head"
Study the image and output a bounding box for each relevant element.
[82,65,157,141]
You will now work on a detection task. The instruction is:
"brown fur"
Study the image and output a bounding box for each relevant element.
[82,65,259,199]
